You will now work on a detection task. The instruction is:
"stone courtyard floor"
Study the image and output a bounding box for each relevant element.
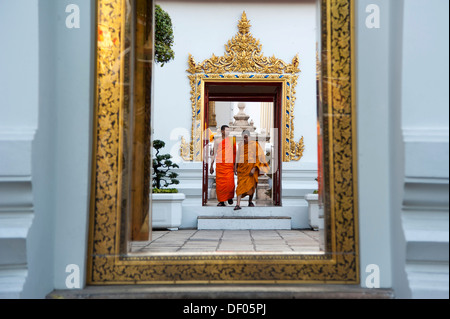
[130,229,322,255]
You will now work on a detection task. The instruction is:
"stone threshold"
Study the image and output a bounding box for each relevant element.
[47,284,394,299]
[197,216,292,230]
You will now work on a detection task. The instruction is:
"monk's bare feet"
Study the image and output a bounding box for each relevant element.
[234,205,241,211]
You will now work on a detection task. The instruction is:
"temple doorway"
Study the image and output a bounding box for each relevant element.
[202,82,283,207]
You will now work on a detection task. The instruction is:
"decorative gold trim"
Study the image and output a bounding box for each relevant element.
[185,73,302,162]
[87,0,359,285]
[187,12,300,75]
[180,136,193,161]
[291,136,305,162]
[182,12,303,162]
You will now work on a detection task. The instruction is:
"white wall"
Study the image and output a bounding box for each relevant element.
[47,0,94,292]
[401,0,449,129]
[0,0,95,297]
[387,0,411,299]
[0,0,447,299]
[356,0,449,298]
[214,102,234,131]
[22,0,57,299]
[356,0,394,290]
[0,0,39,299]
[400,0,449,299]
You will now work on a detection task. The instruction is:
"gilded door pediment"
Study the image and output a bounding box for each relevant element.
[182,12,304,162]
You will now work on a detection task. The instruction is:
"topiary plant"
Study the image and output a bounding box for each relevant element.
[155,4,175,66]
[152,140,179,192]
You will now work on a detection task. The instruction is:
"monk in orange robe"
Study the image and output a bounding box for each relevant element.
[210,125,236,206]
[234,130,269,210]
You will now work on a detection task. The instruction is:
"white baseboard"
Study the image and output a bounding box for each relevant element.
[0,129,36,299]
[402,127,449,299]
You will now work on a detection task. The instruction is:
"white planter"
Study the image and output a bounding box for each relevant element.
[151,193,185,230]
[305,193,324,231]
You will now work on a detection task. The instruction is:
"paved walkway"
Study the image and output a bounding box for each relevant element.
[131,229,322,255]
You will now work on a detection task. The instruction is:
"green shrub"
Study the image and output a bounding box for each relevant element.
[152,139,180,191]
[155,5,175,66]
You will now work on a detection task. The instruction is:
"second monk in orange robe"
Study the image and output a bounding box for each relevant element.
[234,130,269,210]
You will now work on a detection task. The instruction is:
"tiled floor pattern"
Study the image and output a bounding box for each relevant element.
[130,229,322,255]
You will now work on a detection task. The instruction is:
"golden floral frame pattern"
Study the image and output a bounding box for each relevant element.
[180,74,305,163]
[180,12,304,162]
[87,0,359,285]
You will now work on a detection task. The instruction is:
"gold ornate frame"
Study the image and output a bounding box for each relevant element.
[87,0,359,285]
[180,12,304,162]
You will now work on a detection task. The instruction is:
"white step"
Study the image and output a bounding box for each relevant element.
[197,216,291,230]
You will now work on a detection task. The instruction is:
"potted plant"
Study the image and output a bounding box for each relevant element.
[151,140,185,230]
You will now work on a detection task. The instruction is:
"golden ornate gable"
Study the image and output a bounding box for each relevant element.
[181,11,304,163]
[187,12,300,75]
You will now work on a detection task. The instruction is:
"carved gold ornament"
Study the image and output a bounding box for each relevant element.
[292,136,305,162]
[187,12,300,75]
[181,11,304,162]
[88,0,359,285]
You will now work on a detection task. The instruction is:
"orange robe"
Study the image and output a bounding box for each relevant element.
[236,140,269,197]
[215,137,236,202]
